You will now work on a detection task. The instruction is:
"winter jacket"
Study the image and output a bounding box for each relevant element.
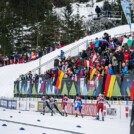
[59,50,65,59]
[75,58,81,67]
[108,67,114,75]
[81,51,88,59]
[122,66,128,75]
[117,51,124,61]
[123,52,131,62]
[94,39,100,48]
[112,56,118,66]
[95,6,101,13]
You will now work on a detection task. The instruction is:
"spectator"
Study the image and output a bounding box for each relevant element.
[108,64,114,75]
[59,50,65,60]
[54,57,60,68]
[21,74,26,81]
[112,54,118,74]
[122,62,128,76]
[103,33,110,42]
[81,50,88,59]
[107,3,112,17]
[94,37,100,53]
[116,50,124,73]
[95,5,101,18]
[58,43,62,49]
[123,49,131,62]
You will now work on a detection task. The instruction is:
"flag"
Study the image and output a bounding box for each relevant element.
[104,74,116,98]
[130,81,134,101]
[53,70,64,90]
[41,80,46,94]
[84,60,90,68]
[122,38,128,45]
[122,36,133,47]
[31,52,37,60]
[127,37,133,47]
[121,0,131,29]
[38,77,43,93]
[89,68,96,81]
[92,52,97,63]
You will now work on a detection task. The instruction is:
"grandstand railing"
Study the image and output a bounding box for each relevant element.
[114,31,134,38]
[89,11,122,20]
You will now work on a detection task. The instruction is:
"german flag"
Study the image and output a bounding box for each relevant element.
[104,74,116,98]
[89,68,96,81]
[53,70,64,90]
[130,81,134,101]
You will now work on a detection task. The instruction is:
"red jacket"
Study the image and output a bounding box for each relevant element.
[123,52,131,62]
[75,58,81,67]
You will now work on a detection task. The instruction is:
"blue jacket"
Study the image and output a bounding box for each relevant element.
[122,66,128,75]
[59,50,64,59]
[108,67,114,75]
[94,39,100,48]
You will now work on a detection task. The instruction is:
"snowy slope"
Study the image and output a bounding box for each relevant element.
[0,24,134,98]
[0,108,130,134]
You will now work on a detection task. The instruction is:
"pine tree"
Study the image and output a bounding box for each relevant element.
[60,2,75,44]
[73,7,85,41]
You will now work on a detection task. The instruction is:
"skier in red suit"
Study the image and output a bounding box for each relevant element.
[96,94,110,121]
[62,94,69,116]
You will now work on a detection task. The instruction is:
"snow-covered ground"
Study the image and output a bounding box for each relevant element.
[0,24,134,98]
[54,0,115,21]
[0,108,130,134]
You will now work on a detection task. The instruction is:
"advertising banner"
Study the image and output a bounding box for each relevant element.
[17,101,28,111]
[130,101,134,134]
[14,76,134,98]
[2,100,8,108]
[28,101,38,111]
[37,101,97,116]
[11,100,17,109]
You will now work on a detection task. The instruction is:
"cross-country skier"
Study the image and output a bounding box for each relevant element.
[73,94,83,117]
[49,96,63,116]
[62,94,69,116]
[96,94,110,121]
[41,96,54,116]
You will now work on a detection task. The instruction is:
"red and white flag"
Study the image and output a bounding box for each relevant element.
[92,52,97,63]
[84,60,90,68]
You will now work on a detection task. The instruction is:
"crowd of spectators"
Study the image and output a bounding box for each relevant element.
[0,44,63,67]
[17,32,134,84]
[43,32,134,83]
